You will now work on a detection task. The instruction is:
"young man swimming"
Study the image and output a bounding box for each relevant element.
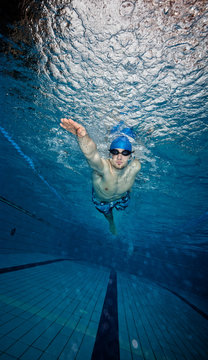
[60,118,141,234]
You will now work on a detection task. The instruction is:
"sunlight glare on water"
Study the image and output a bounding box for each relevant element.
[1,0,208,248]
[27,0,208,154]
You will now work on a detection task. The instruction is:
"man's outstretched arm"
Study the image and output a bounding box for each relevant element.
[60,118,104,173]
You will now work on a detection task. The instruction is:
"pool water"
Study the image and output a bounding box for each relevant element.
[0,1,208,359]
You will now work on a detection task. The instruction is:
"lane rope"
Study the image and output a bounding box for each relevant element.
[0,125,63,201]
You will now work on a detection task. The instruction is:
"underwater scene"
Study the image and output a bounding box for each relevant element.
[0,0,208,359]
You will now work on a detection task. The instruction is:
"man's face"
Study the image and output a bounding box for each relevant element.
[110,148,131,169]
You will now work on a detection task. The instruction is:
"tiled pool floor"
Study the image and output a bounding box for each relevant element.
[0,257,207,359]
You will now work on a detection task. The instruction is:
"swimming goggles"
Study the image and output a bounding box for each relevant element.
[109,149,133,156]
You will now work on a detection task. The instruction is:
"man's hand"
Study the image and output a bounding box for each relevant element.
[60,118,87,138]
[60,117,104,174]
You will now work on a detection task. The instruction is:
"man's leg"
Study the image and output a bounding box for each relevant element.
[92,192,117,235]
[104,209,117,235]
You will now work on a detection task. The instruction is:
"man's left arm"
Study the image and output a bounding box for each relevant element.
[127,159,141,192]
[131,158,141,174]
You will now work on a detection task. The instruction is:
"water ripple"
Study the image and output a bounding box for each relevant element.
[1,0,207,236]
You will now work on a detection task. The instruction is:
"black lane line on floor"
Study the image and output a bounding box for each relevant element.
[91,269,120,360]
[157,283,208,321]
[0,259,75,274]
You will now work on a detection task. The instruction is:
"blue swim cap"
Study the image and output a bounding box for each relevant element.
[110,136,132,151]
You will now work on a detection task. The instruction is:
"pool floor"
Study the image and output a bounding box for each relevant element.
[0,256,207,359]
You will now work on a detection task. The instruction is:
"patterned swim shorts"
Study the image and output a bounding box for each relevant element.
[92,189,130,215]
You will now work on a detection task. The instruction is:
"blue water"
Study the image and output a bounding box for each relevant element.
[1,0,208,292]
[0,3,208,355]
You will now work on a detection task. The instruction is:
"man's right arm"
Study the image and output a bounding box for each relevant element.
[78,133,105,173]
[60,118,104,174]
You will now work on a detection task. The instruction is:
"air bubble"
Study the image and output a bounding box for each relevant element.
[119,1,135,17]
[132,339,138,348]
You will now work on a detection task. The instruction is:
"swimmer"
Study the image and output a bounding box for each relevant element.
[60,118,141,235]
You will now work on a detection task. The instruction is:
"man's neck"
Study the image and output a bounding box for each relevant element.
[108,159,127,175]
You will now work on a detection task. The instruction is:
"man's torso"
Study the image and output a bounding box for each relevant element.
[92,158,139,202]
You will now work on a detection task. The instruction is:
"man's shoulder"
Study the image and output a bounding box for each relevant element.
[102,158,113,168]
[92,158,110,175]
[129,158,141,173]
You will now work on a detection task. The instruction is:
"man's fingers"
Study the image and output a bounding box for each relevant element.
[60,121,77,134]
[60,118,73,125]
[61,118,76,126]
[60,118,81,130]
[60,118,86,137]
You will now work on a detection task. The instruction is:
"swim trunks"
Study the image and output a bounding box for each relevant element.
[92,189,130,215]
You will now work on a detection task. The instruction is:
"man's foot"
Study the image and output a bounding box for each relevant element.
[109,221,117,235]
